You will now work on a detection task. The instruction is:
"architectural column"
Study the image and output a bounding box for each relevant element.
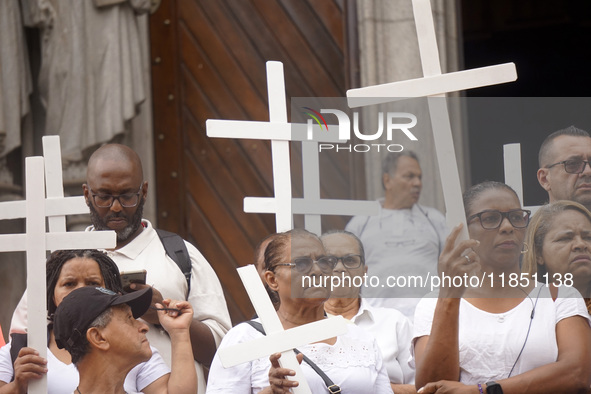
[355,0,468,213]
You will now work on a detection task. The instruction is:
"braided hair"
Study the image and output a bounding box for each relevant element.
[46,249,122,317]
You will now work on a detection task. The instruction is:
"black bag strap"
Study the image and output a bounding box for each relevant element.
[155,229,192,292]
[244,320,341,393]
[9,333,27,370]
[9,329,51,382]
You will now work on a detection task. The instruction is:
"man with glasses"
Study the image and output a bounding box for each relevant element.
[83,144,230,393]
[538,125,591,211]
[345,151,447,320]
[10,144,230,394]
[322,231,415,393]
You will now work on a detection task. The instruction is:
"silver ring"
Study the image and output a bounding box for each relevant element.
[464,255,471,263]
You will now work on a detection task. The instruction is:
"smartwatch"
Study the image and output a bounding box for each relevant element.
[486,381,503,394]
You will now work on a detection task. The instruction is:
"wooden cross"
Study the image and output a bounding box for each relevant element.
[207,61,379,234]
[347,0,518,241]
[503,143,541,215]
[0,141,115,393]
[218,265,348,393]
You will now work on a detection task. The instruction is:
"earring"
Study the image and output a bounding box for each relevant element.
[521,242,530,254]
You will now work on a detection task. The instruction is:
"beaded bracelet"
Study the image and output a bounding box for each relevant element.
[478,383,484,394]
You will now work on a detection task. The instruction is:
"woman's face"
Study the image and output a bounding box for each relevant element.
[467,188,525,270]
[539,210,591,289]
[272,235,331,303]
[53,257,105,307]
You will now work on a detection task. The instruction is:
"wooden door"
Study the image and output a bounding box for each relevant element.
[150,0,362,323]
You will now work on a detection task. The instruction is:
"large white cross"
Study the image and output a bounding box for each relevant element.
[218,265,348,393]
[0,139,115,394]
[347,0,518,241]
[503,143,541,214]
[206,61,379,234]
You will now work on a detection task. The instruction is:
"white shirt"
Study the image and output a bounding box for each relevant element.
[0,341,169,394]
[412,285,591,384]
[350,299,415,384]
[346,202,448,319]
[206,321,394,394]
[10,220,231,394]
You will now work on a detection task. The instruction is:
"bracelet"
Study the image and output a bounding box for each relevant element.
[477,383,484,394]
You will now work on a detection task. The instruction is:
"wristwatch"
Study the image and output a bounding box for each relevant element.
[486,381,503,394]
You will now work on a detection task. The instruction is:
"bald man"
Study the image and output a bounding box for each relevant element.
[10,144,231,394]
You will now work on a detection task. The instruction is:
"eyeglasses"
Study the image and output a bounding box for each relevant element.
[273,256,338,274]
[546,158,591,174]
[332,254,364,269]
[89,186,143,208]
[467,209,531,230]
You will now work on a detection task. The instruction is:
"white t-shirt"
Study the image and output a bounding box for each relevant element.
[10,220,231,394]
[412,285,591,384]
[206,321,393,394]
[350,299,415,384]
[346,202,447,319]
[0,341,169,394]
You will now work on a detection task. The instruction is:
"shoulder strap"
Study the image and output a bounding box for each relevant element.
[243,321,342,393]
[9,333,27,370]
[155,229,192,292]
[9,330,51,383]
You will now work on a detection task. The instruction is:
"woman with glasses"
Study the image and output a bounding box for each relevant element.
[206,229,393,393]
[412,181,591,394]
[522,200,591,314]
[322,230,416,393]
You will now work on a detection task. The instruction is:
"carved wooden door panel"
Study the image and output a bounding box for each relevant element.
[149,0,361,323]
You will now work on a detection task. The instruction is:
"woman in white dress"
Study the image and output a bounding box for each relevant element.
[413,181,591,394]
[522,200,591,314]
[207,229,393,393]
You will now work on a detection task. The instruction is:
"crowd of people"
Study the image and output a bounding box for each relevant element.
[2,124,591,393]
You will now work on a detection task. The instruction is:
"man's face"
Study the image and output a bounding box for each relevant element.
[538,135,591,209]
[100,305,152,365]
[383,156,422,210]
[83,158,147,243]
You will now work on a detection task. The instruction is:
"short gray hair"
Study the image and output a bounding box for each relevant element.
[381,150,419,189]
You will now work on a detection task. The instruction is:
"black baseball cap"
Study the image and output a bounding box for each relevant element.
[54,286,152,350]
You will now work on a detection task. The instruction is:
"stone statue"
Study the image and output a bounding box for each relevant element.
[0,0,32,162]
[21,0,151,161]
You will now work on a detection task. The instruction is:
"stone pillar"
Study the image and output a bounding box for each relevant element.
[355,0,468,213]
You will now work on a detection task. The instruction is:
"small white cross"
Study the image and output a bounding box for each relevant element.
[503,143,541,215]
[218,265,348,394]
[0,138,115,394]
[347,0,518,241]
[207,61,379,234]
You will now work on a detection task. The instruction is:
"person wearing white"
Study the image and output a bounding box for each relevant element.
[345,152,447,319]
[413,181,591,394]
[207,322,392,393]
[2,249,193,394]
[10,144,231,394]
[321,230,415,393]
[206,229,393,393]
[353,300,415,385]
[0,341,168,394]
[412,285,590,384]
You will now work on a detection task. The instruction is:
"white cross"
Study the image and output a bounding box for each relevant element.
[503,143,541,215]
[0,140,115,394]
[347,0,518,241]
[206,61,379,234]
[218,265,348,393]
